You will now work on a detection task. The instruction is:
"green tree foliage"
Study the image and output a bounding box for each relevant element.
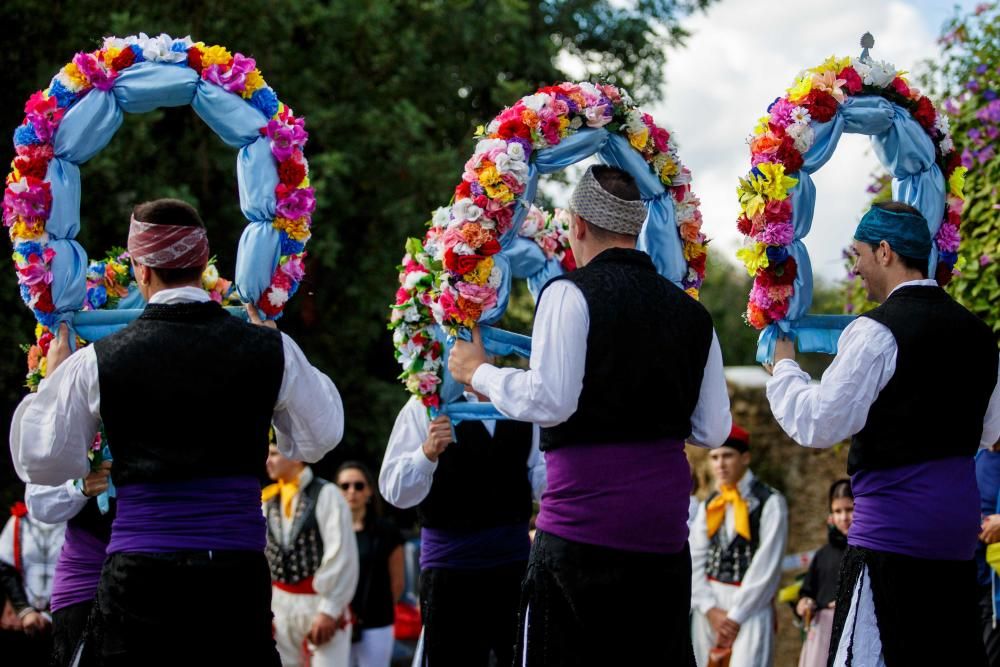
[0,0,712,489]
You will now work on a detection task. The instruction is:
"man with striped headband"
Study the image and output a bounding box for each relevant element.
[689,424,787,667]
[10,198,345,665]
[764,201,1000,666]
[449,165,732,665]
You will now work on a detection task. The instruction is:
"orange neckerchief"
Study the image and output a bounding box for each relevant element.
[261,474,301,519]
[706,484,751,541]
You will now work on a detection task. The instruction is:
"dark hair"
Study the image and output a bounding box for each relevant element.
[591,165,641,201]
[336,460,382,519]
[868,202,929,277]
[132,198,207,285]
[829,478,853,508]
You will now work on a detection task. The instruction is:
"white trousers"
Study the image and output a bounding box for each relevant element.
[272,586,351,667]
[831,568,886,667]
[692,580,775,667]
[349,624,394,667]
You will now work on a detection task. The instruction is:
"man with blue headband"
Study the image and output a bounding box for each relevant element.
[764,201,1000,667]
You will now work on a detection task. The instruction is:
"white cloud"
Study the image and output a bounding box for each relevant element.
[644,0,940,282]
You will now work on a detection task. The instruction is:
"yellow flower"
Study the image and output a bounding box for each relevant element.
[787,75,812,103]
[756,162,798,201]
[465,257,494,286]
[478,166,501,188]
[558,116,570,137]
[39,357,47,378]
[629,129,649,151]
[10,217,45,240]
[685,287,700,300]
[810,55,851,76]
[200,45,233,68]
[683,242,707,262]
[754,116,771,136]
[103,47,122,67]
[948,167,967,199]
[62,62,90,91]
[35,323,45,340]
[484,182,514,203]
[659,158,679,182]
[242,69,266,99]
[736,243,770,276]
[273,216,311,241]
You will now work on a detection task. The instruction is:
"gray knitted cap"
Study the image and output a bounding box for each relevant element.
[569,166,647,236]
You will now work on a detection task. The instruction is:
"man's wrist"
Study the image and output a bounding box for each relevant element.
[16,606,37,619]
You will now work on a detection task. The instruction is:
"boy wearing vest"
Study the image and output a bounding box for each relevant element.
[379,392,545,666]
[765,201,1000,666]
[448,166,733,665]
[690,425,788,667]
[263,444,359,667]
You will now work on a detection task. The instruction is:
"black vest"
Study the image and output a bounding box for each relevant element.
[68,496,115,543]
[94,301,284,486]
[539,248,714,451]
[265,476,327,585]
[705,478,775,585]
[417,417,534,531]
[849,286,997,474]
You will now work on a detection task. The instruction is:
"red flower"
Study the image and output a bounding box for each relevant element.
[14,154,48,180]
[736,215,753,236]
[935,262,954,286]
[112,48,136,71]
[258,290,283,317]
[759,256,798,287]
[913,96,937,132]
[454,180,471,200]
[803,90,839,123]
[422,393,441,409]
[890,77,910,98]
[763,199,793,225]
[497,119,531,141]
[10,502,27,518]
[272,271,293,291]
[560,248,577,272]
[945,150,962,177]
[688,252,706,276]
[479,239,501,256]
[38,331,54,355]
[838,67,863,95]
[443,249,484,275]
[187,46,204,73]
[278,158,306,187]
[775,135,803,172]
[34,289,54,313]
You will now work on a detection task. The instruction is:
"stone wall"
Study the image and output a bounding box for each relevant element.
[687,367,850,666]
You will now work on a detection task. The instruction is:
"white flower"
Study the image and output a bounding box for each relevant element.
[785,123,815,153]
[570,116,584,130]
[625,110,646,134]
[402,305,421,323]
[486,119,500,135]
[432,206,451,228]
[452,199,483,223]
[578,82,601,98]
[495,153,529,182]
[267,287,289,307]
[453,242,475,256]
[140,33,191,64]
[403,270,429,290]
[201,264,219,290]
[392,328,406,346]
[479,217,496,231]
[429,300,446,325]
[789,106,812,126]
[939,135,954,154]
[521,93,550,112]
[103,36,129,51]
[853,58,896,88]
[473,138,506,159]
[506,142,526,162]
[934,114,951,135]
[487,266,502,289]
[584,106,612,128]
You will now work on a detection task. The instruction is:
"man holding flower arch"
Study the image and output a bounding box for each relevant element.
[10,198,345,665]
[764,201,1000,666]
[449,165,732,665]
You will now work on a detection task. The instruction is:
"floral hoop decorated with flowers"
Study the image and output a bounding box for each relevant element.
[4,32,314,343]
[735,36,966,362]
[390,81,708,416]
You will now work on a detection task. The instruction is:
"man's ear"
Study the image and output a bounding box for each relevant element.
[572,214,587,241]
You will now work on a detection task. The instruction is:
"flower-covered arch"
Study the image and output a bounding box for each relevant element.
[391,81,708,419]
[735,44,965,362]
[4,33,314,342]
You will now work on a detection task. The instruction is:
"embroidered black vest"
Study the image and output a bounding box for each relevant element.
[538,248,714,451]
[850,286,997,474]
[705,478,775,585]
[94,301,284,485]
[265,477,327,585]
[417,417,534,531]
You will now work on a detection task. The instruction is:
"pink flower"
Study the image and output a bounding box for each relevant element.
[748,283,774,309]
[280,255,306,281]
[768,98,796,128]
[935,223,961,253]
[979,254,992,267]
[759,222,794,246]
[438,287,461,319]
[265,116,308,162]
[3,177,52,226]
[598,84,622,104]
[72,52,117,91]
[204,53,256,93]
[456,281,498,309]
[417,372,440,395]
[24,92,65,142]
[17,254,52,286]
[275,186,316,220]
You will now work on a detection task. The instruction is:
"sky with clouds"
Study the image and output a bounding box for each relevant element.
[646,0,980,282]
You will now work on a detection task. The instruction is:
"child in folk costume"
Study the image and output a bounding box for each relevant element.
[796,479,853,667]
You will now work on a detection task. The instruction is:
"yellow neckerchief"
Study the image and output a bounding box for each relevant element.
[706,483,751,541]
[261,471,303,519]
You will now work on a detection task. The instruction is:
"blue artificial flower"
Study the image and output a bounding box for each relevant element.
[48,80,78,108]
[750,166,763,179]
[87,285,108,310]
[766,245,790,264]
[14,123,41,147]
[36,310,57,327]
[938,250,958,267]
[288,280,300,298]
[87,261,107,281]
[15,241,44,258]
[170,41,188,53]
[280,233,305,255]
[19,284,31,304]
[250,87,280,119]
[130,44,145,63]
[767,96,781,112]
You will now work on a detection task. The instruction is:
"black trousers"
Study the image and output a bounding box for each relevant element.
[51,600,92,666]
[420,560,525,667]
[979,586,1000,667]
[830,545,986,667]
[81,550,281,667]
[515,530,696,667]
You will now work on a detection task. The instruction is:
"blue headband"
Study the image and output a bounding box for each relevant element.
[853,206,931,261]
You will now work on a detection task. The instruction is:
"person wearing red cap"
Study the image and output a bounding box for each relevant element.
[689,424,788,667]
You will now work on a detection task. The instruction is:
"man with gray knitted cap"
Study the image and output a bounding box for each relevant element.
[449,165,732,665]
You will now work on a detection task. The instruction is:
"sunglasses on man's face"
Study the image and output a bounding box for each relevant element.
[339,481,366,492]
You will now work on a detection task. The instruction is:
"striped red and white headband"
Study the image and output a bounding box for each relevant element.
[127,215,209,269]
